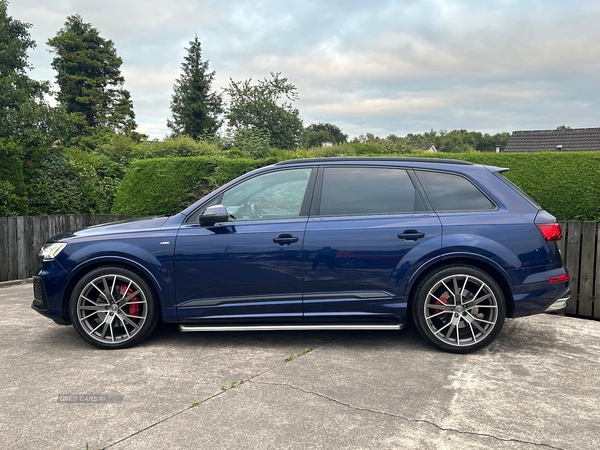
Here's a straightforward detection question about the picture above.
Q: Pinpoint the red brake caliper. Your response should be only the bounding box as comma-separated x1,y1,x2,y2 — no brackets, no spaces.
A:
434,297,448,320
120,285,140,316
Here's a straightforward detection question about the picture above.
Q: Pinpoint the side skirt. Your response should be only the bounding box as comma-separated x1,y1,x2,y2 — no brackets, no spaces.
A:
179,323,404,332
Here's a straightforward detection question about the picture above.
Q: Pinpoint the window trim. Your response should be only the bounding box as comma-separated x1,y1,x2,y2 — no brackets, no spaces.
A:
493,171,542,210
310,165,432,218
413,169,499,213
184,167,317,224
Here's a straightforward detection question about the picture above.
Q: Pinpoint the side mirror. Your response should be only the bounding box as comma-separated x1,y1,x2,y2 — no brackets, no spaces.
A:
199,205,229,227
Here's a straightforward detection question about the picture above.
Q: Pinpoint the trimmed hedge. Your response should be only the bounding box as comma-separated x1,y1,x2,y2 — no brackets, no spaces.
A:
112,157,276,215
113,151,600,220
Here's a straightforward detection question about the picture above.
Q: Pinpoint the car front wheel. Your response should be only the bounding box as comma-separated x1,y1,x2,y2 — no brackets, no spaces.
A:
69,266,159,349
412,265,506,353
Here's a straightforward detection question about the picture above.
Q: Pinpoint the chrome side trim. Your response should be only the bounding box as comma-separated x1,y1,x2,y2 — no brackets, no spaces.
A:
179,323,403,332
180,293,303,308
303,291,394,300
180,291,394,308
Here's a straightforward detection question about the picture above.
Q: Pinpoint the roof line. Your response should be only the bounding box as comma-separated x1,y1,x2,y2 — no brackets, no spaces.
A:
275,157,473,166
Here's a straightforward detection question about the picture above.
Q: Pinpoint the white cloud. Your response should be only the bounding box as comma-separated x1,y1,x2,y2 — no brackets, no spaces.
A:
8,0,600,139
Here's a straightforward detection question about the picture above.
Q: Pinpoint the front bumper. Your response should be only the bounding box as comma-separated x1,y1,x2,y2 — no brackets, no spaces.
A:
31,273,70,325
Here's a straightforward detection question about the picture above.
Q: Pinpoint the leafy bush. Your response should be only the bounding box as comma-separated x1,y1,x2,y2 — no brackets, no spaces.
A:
0,140,27,215
0,179,20,216
94,135,224,164
27,148,126,215
230,128,272,158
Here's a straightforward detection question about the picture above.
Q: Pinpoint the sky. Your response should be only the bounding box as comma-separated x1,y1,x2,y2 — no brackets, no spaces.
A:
9,0,600,140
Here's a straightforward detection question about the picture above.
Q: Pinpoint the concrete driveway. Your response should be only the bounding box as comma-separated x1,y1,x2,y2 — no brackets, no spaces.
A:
1,281,599,450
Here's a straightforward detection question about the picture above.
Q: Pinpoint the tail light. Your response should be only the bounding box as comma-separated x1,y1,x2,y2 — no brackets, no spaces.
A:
548,273,569,283
536,223,562,241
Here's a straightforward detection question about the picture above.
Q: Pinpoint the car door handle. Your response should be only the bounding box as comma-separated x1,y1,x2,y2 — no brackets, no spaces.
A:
397,230,425,241
273,234,299,245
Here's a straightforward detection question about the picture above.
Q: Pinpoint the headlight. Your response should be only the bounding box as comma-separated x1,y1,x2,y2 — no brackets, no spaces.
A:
38,242,67,261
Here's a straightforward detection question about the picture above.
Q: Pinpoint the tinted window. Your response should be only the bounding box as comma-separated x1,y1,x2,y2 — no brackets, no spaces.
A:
415,170,496,212
494,172,541,210
221,168,312,220
318,167,424,216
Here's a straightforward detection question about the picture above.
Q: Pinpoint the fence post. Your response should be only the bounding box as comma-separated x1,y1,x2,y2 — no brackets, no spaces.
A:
0,217,8,282
564,221,581,315
578,222,596,317
24,216,34,278
16,217,26,280
32,216,42,278
7,217,18,281
594,223,600,320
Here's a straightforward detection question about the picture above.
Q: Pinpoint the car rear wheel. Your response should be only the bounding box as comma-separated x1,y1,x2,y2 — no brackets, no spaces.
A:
412,265,506,353
69,266,159,349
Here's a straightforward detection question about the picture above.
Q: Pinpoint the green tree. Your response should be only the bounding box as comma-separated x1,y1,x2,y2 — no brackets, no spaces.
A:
0,0,66,147
47,14,137,137
168,36,223,139
437,129,475,153
350,133,412,153
303,129,335,148
405,129,511,152
304,123,348,147
474,131,510,152
303,122,348,148
224,72,303,150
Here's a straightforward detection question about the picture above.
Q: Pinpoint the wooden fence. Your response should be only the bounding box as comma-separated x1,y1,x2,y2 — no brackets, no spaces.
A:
0,215,142,283
0,216,598,319
557,221,599,319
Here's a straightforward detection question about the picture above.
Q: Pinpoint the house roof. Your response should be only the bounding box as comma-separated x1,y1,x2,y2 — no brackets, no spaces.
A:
504,128,600,152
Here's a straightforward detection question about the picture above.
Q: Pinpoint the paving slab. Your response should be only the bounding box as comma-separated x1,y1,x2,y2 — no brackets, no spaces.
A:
1,283,599,449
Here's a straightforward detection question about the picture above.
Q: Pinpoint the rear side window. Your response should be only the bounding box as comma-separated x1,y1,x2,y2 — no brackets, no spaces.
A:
415,170,496,212
318,167,426,216
494,172,542,210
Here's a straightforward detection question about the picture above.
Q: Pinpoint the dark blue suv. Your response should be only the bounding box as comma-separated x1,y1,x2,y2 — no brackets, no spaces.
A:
32,157,569,353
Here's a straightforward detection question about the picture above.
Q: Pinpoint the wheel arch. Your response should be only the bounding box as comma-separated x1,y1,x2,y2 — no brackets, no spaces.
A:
62,257,165,324
406,256,515,318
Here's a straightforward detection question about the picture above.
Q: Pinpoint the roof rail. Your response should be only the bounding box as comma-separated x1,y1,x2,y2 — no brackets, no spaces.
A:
275,157,473,166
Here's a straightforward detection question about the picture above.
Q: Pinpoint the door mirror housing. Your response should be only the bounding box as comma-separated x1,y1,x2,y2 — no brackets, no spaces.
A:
199,205,229,227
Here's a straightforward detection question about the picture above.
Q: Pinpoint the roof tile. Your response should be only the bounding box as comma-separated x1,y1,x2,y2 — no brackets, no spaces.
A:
504,128,600,152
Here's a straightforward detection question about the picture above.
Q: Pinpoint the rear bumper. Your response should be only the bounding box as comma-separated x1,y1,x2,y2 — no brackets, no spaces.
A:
544,289,570,312
511,280,570,318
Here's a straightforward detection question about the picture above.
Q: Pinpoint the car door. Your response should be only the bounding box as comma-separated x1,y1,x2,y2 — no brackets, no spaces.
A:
302,165,442,323
174,167,315,323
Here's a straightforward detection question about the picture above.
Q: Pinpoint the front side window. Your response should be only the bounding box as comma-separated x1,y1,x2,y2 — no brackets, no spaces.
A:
220,168,312,220
415,170,496,212
318,167,425,216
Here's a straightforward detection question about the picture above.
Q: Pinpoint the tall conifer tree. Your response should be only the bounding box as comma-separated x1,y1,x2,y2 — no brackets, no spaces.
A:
48,15,137,135
0,0,56,145
168,36,223,138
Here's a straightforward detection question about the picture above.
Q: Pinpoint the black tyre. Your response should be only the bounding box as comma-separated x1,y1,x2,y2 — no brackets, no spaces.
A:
412,265,506,353
69,266,159,349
